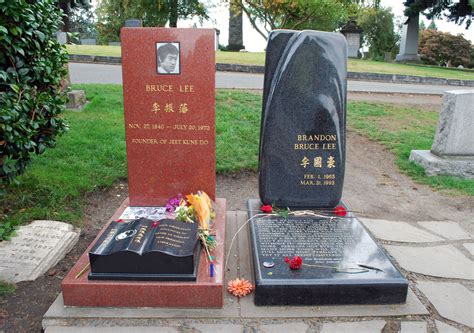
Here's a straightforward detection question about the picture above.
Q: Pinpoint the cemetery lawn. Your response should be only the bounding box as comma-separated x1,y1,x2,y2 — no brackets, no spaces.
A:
0,84,127,240
1,86,473,241
66,45,474,80
348,102,474,197
0,86,261,240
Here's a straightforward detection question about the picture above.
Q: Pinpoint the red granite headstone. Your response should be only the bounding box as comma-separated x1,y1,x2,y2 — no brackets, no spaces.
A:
121,28,215,206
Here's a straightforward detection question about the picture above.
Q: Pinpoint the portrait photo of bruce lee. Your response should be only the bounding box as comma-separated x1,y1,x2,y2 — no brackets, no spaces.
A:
156,42,180,74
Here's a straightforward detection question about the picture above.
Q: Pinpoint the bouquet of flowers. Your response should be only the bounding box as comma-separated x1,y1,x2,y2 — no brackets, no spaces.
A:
166,191,217,273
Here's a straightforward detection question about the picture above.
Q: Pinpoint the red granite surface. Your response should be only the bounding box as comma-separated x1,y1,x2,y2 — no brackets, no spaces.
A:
121,28,216,206
61,198,226,308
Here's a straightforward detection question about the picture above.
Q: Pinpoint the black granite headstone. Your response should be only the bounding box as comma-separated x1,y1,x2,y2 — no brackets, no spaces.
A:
250,29,408,306
259,30,347,208
247,200,408,305
88,218,200,281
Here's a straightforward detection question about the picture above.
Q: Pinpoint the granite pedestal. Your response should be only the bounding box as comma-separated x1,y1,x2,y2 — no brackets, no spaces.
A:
61,198,226,308
247,199,408,306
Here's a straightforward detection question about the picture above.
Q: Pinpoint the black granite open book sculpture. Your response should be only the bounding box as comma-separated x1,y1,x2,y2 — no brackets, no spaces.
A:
88,217,200,281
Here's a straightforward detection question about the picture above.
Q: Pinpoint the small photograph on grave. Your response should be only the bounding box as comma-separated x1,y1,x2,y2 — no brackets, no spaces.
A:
156,42,180,74
87,191,217,281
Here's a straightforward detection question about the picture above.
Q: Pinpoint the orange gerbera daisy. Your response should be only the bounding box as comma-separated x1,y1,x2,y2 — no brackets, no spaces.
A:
227,278,254,297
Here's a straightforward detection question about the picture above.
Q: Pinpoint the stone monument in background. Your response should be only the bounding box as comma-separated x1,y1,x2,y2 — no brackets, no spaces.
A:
396,14,421,63
410,90,474,178
228,5,245,51
340,20,363,58
249,30,408,306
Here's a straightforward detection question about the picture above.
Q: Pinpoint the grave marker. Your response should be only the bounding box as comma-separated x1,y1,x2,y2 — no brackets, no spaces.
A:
0,220,79,283
121,28,216,206
249,30,408,306
410,89,474,178
259,30,346,208
60,28,226,308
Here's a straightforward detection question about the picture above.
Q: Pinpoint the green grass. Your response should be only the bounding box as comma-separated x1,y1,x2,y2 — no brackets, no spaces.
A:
67,44,122,57
1,84,127,233
216,90,261,172
66,45,474,80
348,102,474,196
217,51,265,65
2,86,473,242
0,86,262,240
0,281,15,299
348,58,474,80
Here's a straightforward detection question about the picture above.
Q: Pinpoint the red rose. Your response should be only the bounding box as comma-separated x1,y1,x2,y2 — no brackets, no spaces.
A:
285,256,303,270
334,205,347,217
261,204,273,213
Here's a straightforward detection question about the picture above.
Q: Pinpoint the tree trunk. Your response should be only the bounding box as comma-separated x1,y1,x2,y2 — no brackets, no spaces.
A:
58,1,71,32
169,0,178,27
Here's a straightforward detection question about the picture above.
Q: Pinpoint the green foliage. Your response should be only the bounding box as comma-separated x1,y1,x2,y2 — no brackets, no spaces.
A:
0,0,69,185
231,0,352,40
96,0,208,44
470,45,474,68
0,84,127,241
419,29,471,67
69,2,98,39
357,6,399,60
57,0,92,34
404,0,472,29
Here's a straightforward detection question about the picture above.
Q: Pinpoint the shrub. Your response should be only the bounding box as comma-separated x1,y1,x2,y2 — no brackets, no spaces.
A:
357,6,399,61
0,0,68,185
419,29,471,67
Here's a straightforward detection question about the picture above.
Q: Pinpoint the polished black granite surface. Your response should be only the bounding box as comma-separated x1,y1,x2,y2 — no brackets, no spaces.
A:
247,199,408,305
88,218,200,281
259,30,347,208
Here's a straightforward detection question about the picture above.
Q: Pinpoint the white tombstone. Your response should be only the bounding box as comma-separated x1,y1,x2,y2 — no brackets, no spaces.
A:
56,31,67,45
0,220,80,283
396,14,421,63
410,90,474,178
340,20,363,58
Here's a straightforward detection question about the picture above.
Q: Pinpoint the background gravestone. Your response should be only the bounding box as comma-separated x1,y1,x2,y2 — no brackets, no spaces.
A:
259,30,346,208
410,90,474,178
121,28,216,205
0,220,79,283
396,14,421,63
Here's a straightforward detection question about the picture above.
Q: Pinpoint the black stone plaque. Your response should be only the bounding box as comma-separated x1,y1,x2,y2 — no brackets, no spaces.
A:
259,30,347,208
247,199,408,305
88,217,200,281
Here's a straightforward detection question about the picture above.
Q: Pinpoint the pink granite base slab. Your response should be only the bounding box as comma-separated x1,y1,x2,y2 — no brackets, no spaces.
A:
61,198,226,308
